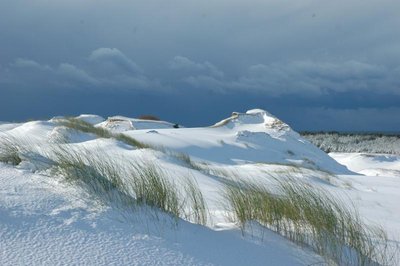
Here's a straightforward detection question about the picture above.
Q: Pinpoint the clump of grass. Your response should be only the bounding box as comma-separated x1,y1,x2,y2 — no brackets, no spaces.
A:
224,177,394,265
51,147,177,215
49,146,207,225
127,161,208,224
171,151,202,171
182,176,208,225
114,133,150,149
127,162,181,218
57,117,112,138
51,147,134,208
0,135,23,165
56,117,149,149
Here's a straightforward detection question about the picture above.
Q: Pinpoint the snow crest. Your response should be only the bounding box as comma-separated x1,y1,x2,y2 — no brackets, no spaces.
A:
213,109,290,132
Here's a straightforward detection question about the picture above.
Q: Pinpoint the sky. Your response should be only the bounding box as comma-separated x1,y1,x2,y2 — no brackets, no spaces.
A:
1,0,400,132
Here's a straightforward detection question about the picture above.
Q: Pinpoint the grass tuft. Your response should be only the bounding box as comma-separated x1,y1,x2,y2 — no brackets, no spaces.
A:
57,117,112,138
127,162,181,218
114,133,150,149
170,151,202,171
49,146,207,225
0,135,23,165
51,147,134,207
56,117,149,149
182,176,208,225
224,177,395,265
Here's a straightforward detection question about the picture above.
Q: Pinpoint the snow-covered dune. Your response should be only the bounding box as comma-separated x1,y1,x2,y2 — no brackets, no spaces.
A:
0,164,322,266
1,109,399,265
112,109,352,174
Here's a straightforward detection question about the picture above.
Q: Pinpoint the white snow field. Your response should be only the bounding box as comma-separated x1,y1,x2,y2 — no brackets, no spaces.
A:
0,109,399,265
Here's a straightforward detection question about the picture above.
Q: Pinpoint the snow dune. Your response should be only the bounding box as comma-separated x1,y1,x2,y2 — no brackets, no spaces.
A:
0,109,399,265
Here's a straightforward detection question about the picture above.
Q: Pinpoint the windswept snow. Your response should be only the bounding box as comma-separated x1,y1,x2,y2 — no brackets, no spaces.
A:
75,114,105,125
330,152,400,177
97,116,178,133
0,165,321,266
118,109,352,174
322,152,400,245
1,109,399,265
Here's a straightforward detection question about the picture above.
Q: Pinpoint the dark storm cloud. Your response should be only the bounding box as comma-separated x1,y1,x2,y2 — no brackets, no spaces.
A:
284,107,400,132
1,0,400,131
169,57,400,97
5,52,399,97
89,48,143,75
1,48,158,91
168,56,224,78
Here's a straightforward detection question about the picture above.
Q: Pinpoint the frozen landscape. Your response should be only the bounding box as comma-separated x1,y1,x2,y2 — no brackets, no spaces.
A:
0,109,399,265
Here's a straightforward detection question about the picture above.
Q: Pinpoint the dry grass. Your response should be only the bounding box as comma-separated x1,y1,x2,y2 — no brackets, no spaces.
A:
57,117,112,138
114,133,150,149
0,135,22,165
48,146,207,225
224,177,395,265
56,117,149,149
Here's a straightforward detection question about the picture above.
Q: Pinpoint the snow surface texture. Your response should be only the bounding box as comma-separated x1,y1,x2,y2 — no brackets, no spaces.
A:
121,109,352,174
0,109,399,265
97,115,178,133
330,152,400,177
0,165,319,266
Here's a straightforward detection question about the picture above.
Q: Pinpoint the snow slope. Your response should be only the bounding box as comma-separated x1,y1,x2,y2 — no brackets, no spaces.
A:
1,109,399,265
97,115,178,133
330,152,400,177
328,152,400,241
0,164,320,266
116,109,352,174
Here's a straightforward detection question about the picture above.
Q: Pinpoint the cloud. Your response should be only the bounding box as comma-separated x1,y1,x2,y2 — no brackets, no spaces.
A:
86,48,156,89
3,52,400,99
169,57,400,96
89,48,142,74
5,58,97,89
1,48,156,90
169,56,224,78
12,58,51,71
285,106,400,132
57,63,98,85
235,61,400,95
1,1,400,130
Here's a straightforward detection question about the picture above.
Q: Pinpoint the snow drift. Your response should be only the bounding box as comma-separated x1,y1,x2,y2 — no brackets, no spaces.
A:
0,109,398,265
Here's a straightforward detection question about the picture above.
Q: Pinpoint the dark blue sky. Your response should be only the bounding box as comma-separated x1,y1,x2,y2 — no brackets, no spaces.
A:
1,0,400,131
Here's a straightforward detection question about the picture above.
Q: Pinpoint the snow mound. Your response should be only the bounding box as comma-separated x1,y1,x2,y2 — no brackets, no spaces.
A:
330,152,400,177
2,109,400,265
0,109,351,174
76,114,105,125
213,109,289,132
122,109,352,174
97,116,178,133
48,126,97,144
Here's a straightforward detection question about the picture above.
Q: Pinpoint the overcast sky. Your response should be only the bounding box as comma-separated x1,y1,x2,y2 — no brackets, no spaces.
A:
1,0,400,131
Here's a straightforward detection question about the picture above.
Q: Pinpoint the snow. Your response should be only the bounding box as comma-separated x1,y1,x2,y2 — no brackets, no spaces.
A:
76,114,105,125
0,165,320,266
1,109,399,265
97,116,178,133
330,152,400,177
120,110,352,174
328,152,400,239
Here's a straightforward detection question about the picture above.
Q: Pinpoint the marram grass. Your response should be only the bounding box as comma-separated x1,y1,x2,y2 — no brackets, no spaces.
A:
224,177,395,265
0,134,23,165
57,117,149,149
49,146,207,225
